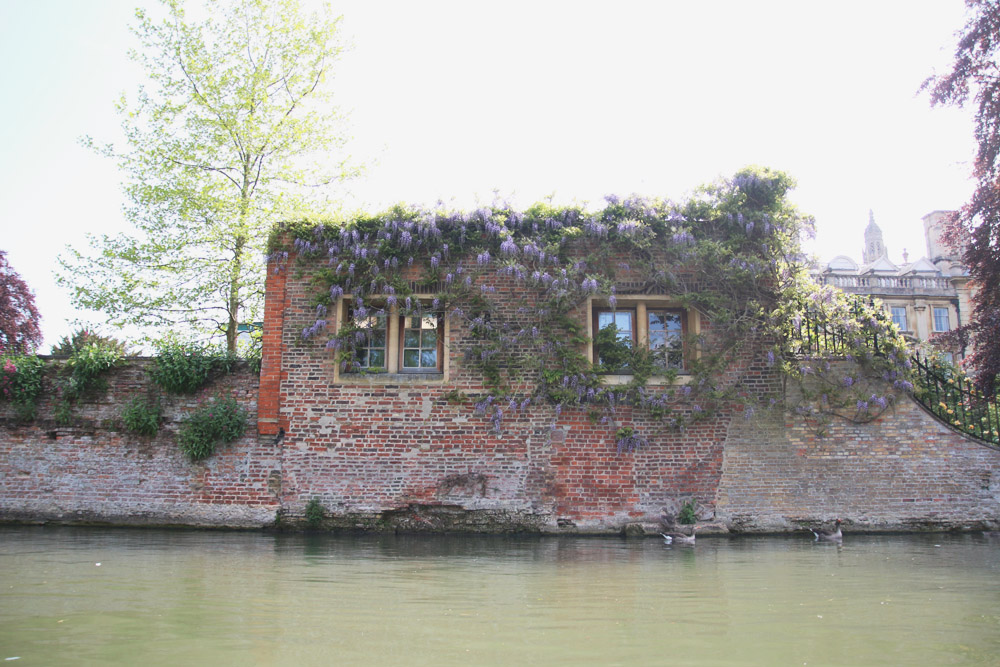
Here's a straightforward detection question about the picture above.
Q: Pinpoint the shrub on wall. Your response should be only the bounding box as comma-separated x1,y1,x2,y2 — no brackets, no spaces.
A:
120,397,162,437
177,395,247,460
150,342,239,394
0,354,44,421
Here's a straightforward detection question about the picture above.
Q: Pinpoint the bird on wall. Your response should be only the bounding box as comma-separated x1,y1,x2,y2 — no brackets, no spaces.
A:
810,519,843,542
274,427,285,445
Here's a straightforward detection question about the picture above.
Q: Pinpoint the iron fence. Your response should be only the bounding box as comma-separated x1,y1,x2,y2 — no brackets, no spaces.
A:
785,296,999,447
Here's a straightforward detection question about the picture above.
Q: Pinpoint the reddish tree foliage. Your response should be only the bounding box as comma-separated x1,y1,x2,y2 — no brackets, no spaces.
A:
0,250,42,354
924,0,1000,394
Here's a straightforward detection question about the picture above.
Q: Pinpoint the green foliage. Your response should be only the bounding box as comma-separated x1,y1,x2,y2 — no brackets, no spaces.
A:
60,0,356,351
594,324,632,373
0,354,44,421
443,389,469,404
304,497,325,528
54,399,74,426
177,395,247,461
678,500,697,525
63,342,125,400
120,397,162,437
151,342,238,394
51,328,131,357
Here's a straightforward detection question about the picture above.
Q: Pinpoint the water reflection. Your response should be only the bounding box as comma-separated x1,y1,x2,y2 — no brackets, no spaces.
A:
1,527,998,666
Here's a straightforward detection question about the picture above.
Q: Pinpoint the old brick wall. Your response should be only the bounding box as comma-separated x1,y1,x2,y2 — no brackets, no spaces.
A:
261,244,774,533
0,359,279,527
717,384,1000,532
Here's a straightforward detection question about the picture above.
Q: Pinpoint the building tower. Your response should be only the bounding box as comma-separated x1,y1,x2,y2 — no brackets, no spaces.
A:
862,210,887,264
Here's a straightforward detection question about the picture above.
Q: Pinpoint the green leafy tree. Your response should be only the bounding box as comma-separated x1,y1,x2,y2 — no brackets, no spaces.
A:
60,0,354,351
923,0,1000,394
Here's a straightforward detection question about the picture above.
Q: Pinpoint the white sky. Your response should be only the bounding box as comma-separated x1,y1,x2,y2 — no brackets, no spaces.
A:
0,0,977,349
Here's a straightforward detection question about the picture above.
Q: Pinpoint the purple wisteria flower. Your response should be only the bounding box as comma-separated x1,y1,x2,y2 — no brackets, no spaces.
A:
500,238,518,256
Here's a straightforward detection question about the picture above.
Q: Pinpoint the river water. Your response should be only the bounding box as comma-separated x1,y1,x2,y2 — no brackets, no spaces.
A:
1,526,998,666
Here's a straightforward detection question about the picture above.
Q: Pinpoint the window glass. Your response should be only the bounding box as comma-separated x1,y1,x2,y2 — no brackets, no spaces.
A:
890,307,907,331
354,313,387,369
933,307,950,332
596,309,634,370
648,310,684,370
402,314,440,370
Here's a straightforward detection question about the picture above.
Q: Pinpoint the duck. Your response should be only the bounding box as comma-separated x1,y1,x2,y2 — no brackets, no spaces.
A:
810,519,843,542
661,526,696,545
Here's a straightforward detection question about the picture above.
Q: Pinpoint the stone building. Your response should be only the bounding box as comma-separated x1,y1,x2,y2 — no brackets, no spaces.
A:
813,210,972,359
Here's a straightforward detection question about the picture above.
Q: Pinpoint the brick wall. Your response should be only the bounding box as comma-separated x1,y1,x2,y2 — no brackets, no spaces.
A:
2,259,998,533
0,359,279,528
256,246,1000,533
717,385,1000,532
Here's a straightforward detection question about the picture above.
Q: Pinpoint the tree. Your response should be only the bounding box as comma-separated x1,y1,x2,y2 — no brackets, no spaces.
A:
923,0,1000,395
0,250,42,354
60,0,353,351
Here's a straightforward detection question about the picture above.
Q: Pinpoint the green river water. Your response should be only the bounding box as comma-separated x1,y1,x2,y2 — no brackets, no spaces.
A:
1,526,998,666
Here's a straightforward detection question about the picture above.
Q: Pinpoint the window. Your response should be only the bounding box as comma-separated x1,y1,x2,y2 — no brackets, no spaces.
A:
340,299,445,377
648,309,684,370
591,298,690,375
933,307,950,332
401,314,441,371
890,306,907,331
353,312,387,369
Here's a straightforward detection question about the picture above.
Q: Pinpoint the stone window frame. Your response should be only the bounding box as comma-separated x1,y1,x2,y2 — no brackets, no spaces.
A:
585,295,699,386
333,295,449,384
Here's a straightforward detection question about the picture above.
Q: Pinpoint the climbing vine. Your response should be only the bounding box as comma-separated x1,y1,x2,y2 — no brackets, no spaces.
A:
267,167,915,447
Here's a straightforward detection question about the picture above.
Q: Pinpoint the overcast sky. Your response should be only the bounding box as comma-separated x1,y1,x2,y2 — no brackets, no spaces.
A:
0,0,977,349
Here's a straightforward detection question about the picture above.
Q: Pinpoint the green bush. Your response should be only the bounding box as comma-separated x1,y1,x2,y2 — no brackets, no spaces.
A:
678,500,697,525
121,397,161,437
51,329,131,357
305,497,325,528
64,343,125,400
151,342,238,394
177,395,247,460
0,354,45,421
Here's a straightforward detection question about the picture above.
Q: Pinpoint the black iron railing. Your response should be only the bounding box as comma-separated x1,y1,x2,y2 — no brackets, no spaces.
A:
785,296,999,447
912,352,1000,446
787,298,886,357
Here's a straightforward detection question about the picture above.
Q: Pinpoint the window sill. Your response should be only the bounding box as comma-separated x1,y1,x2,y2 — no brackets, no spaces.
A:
599,373,693,386
339,372,446,385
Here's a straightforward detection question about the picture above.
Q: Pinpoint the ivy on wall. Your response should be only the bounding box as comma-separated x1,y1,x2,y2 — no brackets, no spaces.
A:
269,167,914,447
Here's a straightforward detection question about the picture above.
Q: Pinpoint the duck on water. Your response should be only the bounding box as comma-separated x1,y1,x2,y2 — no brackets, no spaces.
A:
810,519,843,542
661,526,697,545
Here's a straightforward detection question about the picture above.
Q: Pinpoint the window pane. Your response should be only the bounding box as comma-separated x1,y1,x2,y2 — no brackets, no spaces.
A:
421,315,438,330
422,329,437,347
403,349,420,368
371,329,386,347
368,349,385,368
421,350,437,367
649,310,683,370
615,312,633,337
403,330,420,347
891,307,907,330
596,309,634,371
933,307,950,332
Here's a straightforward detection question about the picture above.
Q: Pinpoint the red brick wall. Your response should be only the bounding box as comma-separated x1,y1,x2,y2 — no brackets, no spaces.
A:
257,246,773,532
0,359,279,527
2,257,998,533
